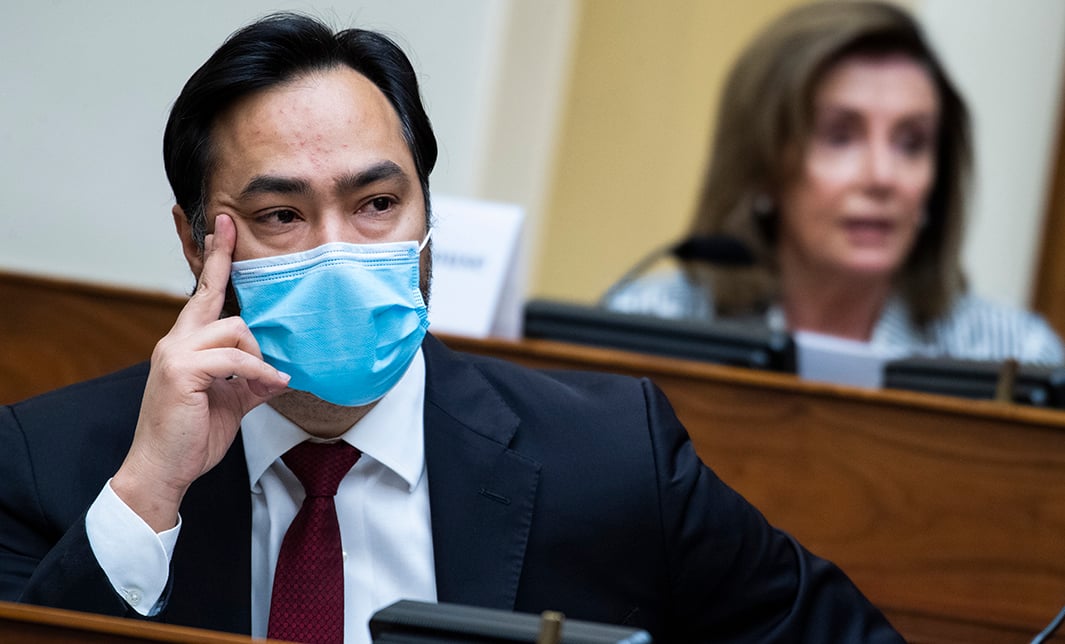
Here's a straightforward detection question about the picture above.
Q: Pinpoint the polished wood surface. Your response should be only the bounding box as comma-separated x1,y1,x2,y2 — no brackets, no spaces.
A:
3,270,1065,643
441,338,1065,644
0,600,275,643
0,272,184,405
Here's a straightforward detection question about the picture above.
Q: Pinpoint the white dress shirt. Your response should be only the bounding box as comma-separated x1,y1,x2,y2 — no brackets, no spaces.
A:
85,349,437,644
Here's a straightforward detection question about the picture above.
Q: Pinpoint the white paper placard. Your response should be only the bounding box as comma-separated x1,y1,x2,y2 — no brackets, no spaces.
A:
794,331,903,389
427,194,525,339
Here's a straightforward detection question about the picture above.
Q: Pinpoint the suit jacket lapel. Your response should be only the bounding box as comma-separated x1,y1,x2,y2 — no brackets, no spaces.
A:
422,335,541,610
154,335,539,628
167,437,253,634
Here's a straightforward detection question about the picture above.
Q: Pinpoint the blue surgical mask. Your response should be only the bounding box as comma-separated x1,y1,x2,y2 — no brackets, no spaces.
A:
230,234,431,407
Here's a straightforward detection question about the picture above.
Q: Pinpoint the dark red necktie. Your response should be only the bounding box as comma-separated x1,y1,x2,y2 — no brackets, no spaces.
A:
268,441,361,644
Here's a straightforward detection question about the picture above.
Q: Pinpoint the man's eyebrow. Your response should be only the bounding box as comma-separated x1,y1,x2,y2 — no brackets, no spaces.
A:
334,161,410,193
239,175,312,200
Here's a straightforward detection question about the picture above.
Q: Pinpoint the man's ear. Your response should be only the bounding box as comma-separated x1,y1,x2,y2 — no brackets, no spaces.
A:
173,205,204,279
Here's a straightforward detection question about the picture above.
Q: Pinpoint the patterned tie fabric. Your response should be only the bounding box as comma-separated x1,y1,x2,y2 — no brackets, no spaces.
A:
268,440,361,644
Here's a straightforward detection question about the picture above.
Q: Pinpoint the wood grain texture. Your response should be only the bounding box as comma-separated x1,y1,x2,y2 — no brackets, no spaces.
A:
0,600,279,643
444,335,1065,644
3,271,1065,643
0,272,185,405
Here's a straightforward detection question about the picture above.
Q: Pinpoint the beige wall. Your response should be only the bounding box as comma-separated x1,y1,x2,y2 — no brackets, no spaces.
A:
534,0,809,302
533,0,1065,314
6,1,1057,318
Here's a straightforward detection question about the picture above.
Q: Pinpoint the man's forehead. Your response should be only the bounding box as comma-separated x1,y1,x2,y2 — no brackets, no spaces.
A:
216,67,399,136
207,66,416,193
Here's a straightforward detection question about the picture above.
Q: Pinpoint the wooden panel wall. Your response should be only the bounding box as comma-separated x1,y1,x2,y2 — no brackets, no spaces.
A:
0,272,184,405
4,270,1065,643
444,337,1065,644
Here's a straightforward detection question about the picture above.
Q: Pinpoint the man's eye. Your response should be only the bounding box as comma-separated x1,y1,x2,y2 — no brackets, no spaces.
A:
257,209,299,224
370,196,395,212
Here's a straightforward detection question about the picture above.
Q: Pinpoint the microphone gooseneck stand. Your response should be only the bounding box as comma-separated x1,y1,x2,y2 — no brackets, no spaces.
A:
599,234,754,306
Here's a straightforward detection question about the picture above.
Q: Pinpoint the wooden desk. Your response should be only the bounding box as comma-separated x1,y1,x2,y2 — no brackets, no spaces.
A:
443,335,1065,644
3,271,1065,643
0,600,271,643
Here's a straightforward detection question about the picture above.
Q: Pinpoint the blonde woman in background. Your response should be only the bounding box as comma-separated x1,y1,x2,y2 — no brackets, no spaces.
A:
605,0,1064,364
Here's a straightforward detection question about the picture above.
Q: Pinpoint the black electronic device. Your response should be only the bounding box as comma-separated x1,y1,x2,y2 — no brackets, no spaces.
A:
370,600,653,644
883,356,1065,408
523,299,795,372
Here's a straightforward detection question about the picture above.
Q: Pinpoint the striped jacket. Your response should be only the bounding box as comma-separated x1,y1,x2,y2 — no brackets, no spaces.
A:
604,268,1065,366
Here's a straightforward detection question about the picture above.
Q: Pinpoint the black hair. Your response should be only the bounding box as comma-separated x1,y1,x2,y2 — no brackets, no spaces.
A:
163,12,438,247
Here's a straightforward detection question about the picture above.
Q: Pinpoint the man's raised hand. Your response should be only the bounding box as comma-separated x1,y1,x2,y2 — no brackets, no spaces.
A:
111,215,289,531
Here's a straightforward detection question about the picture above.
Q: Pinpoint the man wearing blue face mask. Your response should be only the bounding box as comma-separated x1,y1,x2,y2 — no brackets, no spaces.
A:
0,12,902,644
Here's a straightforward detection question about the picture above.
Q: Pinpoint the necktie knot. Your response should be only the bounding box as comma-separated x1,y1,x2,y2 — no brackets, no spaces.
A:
282,440,361,497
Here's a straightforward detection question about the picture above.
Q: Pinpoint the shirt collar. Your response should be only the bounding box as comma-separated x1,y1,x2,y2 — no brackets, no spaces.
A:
241,348,426,493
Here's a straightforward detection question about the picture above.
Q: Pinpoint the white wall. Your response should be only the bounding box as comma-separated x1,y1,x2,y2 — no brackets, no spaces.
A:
0,1,575,295
917,0,1065,307
3,1,1061,310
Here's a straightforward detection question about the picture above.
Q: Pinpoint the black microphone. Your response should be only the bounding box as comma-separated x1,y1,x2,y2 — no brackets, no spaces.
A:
599,234,754,306
671,235,755,266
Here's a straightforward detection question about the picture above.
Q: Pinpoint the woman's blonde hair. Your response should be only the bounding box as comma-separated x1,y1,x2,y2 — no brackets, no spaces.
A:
689,0,971,326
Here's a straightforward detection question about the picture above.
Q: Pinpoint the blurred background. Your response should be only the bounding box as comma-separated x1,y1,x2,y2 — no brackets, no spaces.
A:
2,0,1063,329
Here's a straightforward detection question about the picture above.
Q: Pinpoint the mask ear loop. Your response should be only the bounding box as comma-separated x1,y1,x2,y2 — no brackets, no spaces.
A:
418,229,433,252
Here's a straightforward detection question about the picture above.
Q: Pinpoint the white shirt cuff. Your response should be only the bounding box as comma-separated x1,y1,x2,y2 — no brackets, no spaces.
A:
84,479,181,616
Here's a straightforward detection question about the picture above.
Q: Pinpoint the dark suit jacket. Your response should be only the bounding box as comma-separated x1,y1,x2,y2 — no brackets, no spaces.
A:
0,334,901,642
